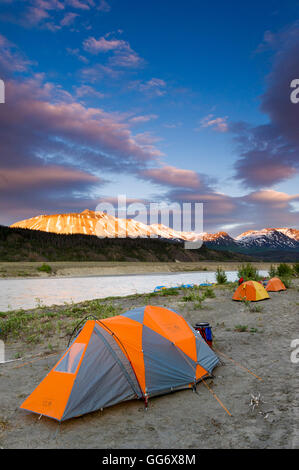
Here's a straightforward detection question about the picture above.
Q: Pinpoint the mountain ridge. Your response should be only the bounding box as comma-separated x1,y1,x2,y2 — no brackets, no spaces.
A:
10,211,299,250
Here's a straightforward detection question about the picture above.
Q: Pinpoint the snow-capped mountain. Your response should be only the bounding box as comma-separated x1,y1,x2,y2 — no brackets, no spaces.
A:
10,211,299,257
235,228,299,249
9,209,202,242
204,228,299,259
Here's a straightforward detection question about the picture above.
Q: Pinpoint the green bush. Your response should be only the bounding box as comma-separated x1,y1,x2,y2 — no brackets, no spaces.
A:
159,287,179,296
292,263,299,277
280,277,292,289
237,263,260,281
202,287,216,298
216,266,227,284
37,263,52,273
277,263,293,278
269,264,277,278
234,324,248,332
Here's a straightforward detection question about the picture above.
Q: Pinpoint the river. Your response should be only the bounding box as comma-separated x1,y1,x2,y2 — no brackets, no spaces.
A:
0,270,269,311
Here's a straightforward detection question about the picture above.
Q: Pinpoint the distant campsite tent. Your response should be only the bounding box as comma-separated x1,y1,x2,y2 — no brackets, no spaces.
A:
20,305,219,421
232,280,270,302
266,277,286,292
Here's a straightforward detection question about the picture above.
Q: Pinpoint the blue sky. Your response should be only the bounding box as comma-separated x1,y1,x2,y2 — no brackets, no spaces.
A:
0,0,299,234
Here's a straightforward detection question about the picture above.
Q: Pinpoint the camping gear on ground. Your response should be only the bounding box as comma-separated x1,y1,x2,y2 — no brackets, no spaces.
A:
232,280,269,302
154,285,166,292
199,283,213,287
266,277,286,292
194,322,213,348
238,277,244,286
180,283,194,288
20,305,219,422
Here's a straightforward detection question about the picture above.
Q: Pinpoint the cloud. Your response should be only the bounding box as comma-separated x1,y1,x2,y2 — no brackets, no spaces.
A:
244,189,299,207
233,22,299,188
74,84,105,99
129,78,167,96
1,0,111,32
0,34,33,76
0,68,164,222
96,0,111,12
198,114,229,133
83,36,129,54
129,114,158,124
83,35,144,69
66,47,89,63
109,51,144,69
60,12,78,26
0,165,101,192
81,63,121,81
67,0,90,10
24,0,64,29
138,160,299,233
140,166,204,190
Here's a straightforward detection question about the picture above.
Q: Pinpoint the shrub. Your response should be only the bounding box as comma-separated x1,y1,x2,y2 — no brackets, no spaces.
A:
37,263,52,273
269,264,277,278
203,287,216,298
237,263,260,281
234,324,248,332
159,287,179,296
280,277,292,289
292,263,299,277
276,263,293,277
216,266,227,284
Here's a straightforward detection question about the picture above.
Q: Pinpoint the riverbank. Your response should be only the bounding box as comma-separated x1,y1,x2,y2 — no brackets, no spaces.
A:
0,279,298,448
0,261,276,279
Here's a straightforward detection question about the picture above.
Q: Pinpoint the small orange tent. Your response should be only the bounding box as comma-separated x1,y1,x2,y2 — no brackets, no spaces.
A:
233,280,269,302
266,277,286,292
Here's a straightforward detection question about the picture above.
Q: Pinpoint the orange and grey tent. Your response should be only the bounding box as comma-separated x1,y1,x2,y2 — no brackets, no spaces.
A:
266,277,286,292
232,280,270,302
20,305,219,421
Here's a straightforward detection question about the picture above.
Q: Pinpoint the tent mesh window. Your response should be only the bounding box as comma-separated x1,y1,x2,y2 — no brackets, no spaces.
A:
55,343,85,374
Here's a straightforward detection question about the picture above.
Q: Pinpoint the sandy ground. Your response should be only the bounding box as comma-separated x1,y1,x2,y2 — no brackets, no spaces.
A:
0,280,298,449
0,261,276,279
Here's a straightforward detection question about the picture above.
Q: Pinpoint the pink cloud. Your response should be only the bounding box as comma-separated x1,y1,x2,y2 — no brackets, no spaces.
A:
0,34,33,74
141,166,202,190
96,0,111,12
0,165,100,190
67,0,90,9
60,12,78,26
66,47,89,63
109,51,144,68
130,78,167,96
129,114,158,124
245,189,299,207
74,84,105,99
199,114,229,132
83,35,144,69
2,75,163,167
3,0,110,32
83,36,129,53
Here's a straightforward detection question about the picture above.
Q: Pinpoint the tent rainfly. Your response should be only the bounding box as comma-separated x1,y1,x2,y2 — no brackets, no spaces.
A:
20,305,219,421
232,280,270,302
